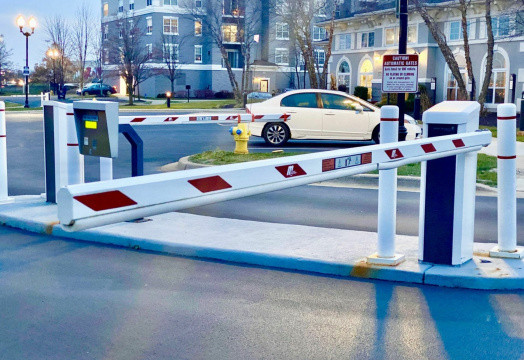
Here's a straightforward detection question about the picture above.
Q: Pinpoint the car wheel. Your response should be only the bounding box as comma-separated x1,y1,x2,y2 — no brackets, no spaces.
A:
104,90,110,96
263,123,290,146
372,125,380,144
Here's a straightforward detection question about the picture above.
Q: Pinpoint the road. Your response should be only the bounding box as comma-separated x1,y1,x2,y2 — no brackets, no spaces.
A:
4,112,523,244
0,226,522,360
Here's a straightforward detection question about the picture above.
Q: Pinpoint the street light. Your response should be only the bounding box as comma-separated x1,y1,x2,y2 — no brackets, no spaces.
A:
16,15,36,108
47,48,59,94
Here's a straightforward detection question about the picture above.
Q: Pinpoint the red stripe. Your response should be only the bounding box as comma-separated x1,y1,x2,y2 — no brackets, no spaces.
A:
0,135,6,138
254,115,263,120
498,155,517,159
131,117,146,123
280,114,290,121
164,117,178,122
497,116,517,120
0,109,5,112
67,113,74,116
67,143,79,146
74,191,137,212
211,116,219,121
188,176,232,193
453,139,465,148
421,143,436,153
381,118,398,122
189,116,197,121
385,149,404,159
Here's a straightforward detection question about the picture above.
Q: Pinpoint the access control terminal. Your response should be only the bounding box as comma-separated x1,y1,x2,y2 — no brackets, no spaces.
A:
73,101,119,158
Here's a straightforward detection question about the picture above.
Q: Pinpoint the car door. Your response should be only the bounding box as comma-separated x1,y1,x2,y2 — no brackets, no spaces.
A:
320,93,370,139
280,92,323,138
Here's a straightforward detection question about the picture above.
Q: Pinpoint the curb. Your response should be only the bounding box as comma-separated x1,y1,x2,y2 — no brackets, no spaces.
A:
161,156,501,195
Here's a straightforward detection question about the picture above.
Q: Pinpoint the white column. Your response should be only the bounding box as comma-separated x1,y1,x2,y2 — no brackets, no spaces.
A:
0,101,10,202
490,104,522,258
66,105,84,185
367,105,405,266
100,157,113,181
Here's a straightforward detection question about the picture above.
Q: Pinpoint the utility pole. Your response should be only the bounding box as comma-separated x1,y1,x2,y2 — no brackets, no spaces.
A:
397,0,408,141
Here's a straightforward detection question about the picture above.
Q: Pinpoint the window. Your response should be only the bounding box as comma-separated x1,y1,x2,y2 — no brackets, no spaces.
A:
129,0,134,10
449,20,473,41
223,50,239,68
359,58,373,99
276,23,289,40
486,52,508,104
222,24,238,42
146,44,153,60
103,25,108,40
385,25,417,46
281,93,318,108
360,31,374,48
314,49,325,66
146,17,153,35
164,0,177,4
313,26,327,41
163,17,178,35
147,0,152,6
195,19,202,36
492,15,510,37
337,60,351,89
320,94,360,111
338,34,351,50
163,43,179,62
103,3,109,17
195,0,202,8
118,0,123,12
275,48,289,65
194,45,202,63
446,53,467,100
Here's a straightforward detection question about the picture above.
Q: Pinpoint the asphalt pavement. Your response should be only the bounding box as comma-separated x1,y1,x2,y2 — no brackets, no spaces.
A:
0,225,522,360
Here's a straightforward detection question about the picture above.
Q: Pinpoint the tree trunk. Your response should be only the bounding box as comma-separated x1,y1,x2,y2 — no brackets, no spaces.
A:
460,0,475,100
478,0,495,112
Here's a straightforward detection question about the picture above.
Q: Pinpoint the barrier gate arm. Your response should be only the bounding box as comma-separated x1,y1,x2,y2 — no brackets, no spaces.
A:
119,113,289,125
58,130,491,232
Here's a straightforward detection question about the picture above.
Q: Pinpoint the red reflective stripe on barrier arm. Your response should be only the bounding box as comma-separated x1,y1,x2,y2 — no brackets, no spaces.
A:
275,164,307,178
164,117,178,122
74,191,137,212
188,176,232,193
67,143,79,146
66,113,74,116
381,118,399,122
421,143,436,153
252,113,255,122
385,149,404,159
131,118,147,123
211,116,219,121
254,115,264,120
497,116,517,120
453,139,465,148
0,109,4,112
238,114,241,124
189,116,197,121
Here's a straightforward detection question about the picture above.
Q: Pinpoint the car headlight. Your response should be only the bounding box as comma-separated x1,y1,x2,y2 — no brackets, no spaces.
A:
404,115,417,125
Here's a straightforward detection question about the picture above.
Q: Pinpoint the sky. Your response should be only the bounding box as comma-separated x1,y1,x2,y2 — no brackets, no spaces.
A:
0,0,97,70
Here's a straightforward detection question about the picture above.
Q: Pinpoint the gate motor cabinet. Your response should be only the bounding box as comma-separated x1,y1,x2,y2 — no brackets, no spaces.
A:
419,101,480,266
73,101,119,158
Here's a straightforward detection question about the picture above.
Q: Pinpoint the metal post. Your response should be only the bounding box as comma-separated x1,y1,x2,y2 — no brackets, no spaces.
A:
119,124,144,177
24,34,29,108
0,101,10,202
397,0,408,141
490,104,523,258
368,106,405,266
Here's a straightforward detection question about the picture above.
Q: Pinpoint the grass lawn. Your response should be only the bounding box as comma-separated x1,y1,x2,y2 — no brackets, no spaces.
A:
120,99,237,110
3,101,42,112
480,126,524,142
190,149,499,187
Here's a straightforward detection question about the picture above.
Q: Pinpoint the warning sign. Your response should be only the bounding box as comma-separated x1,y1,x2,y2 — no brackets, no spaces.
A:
382,54,419,93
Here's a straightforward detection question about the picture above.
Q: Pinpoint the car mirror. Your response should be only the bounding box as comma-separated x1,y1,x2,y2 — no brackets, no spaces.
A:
354,104,364,114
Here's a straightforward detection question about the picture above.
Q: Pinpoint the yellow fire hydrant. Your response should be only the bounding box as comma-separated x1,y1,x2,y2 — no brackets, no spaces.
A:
230,123,251,154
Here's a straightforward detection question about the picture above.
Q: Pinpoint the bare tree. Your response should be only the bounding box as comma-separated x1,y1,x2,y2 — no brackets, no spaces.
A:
273,0,336,89
92,24,105,96
157,32,185,94
72,1,92,98
477,0,494,110
183,0,261,103
108,14,148,105
0,36,13,88
45,15,72,93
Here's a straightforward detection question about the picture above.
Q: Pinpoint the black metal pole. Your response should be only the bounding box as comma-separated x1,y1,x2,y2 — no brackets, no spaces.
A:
24,34,29,108
397,0,408,141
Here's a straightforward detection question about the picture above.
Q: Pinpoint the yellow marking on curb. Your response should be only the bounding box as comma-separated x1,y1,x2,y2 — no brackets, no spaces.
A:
44,221,60,235
350,261,379,278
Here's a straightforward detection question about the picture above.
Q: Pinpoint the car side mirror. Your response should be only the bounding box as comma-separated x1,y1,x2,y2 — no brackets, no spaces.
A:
354,104,364,114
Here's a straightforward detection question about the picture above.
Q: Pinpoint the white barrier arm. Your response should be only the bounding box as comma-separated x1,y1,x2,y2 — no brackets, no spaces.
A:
58,131,491,232
119,113,290,125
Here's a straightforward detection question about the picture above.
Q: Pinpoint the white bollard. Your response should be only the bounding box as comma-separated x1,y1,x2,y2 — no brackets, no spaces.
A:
100,157,113,181
490,104,523,258
66,105,84,185
367,106,405,266
0,101,11,203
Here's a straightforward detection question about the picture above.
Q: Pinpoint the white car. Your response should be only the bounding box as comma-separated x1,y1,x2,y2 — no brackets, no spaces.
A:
246,89,421,146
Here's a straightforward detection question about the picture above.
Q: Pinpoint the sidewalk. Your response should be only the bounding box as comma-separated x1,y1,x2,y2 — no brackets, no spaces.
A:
0,196,522,291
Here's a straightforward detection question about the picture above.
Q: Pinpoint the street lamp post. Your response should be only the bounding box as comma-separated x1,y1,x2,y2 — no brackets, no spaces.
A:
17,15,36,109
47,48,59,95
397,0,408,141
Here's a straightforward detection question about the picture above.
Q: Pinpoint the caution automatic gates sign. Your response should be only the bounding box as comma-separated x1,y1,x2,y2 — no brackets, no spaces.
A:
382,54,419,93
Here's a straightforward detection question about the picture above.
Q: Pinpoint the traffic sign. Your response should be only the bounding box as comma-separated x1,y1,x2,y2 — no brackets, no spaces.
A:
382,54,419,93
23,66,30,76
